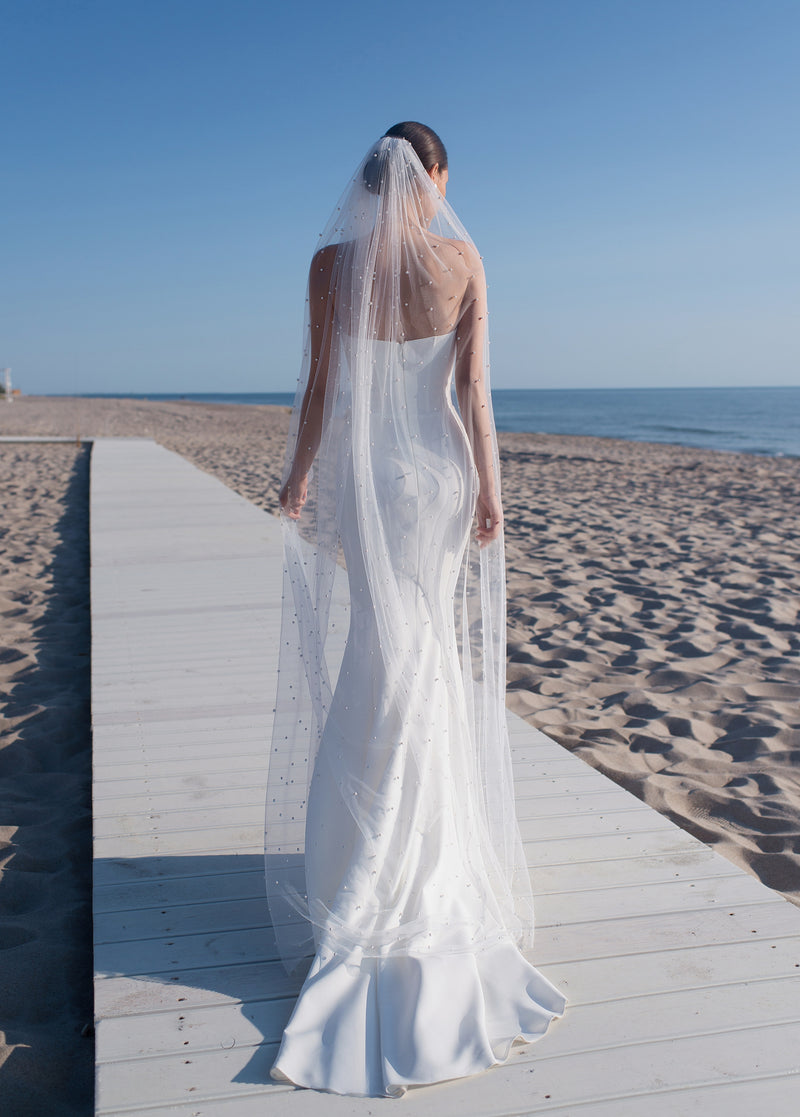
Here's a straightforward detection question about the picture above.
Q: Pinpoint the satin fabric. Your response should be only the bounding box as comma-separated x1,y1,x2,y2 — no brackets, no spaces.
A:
270,335,565,1095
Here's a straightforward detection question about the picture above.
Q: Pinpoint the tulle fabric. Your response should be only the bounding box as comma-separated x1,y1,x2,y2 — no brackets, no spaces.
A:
265,135,565,1094
265,136,535,978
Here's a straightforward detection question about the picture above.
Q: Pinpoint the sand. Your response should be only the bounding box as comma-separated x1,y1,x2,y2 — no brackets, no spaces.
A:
0,440,93,1115
499,432,800,899
1,395,799,1111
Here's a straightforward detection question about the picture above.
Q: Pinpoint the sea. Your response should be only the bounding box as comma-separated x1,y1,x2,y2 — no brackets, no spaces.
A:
78,385,800,459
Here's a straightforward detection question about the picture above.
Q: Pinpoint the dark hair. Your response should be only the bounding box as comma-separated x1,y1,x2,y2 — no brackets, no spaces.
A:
363,121,447,193
383,121,447,173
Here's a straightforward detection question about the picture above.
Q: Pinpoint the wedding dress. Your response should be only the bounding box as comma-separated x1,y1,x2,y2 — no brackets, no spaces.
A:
266,135,565,1097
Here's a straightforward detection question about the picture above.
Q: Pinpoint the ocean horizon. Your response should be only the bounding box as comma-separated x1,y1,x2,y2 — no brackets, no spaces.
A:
62,384,800,459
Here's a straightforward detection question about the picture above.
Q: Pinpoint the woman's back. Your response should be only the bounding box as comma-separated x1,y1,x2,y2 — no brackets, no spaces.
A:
268,127,566,1097
318,229,482,344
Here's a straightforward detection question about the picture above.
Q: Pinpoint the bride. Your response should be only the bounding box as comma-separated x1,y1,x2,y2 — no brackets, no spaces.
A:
265,122,565,1097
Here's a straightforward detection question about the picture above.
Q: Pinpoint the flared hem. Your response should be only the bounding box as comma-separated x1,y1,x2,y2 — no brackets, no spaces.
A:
270,1024,564,1099
269,940,566,1098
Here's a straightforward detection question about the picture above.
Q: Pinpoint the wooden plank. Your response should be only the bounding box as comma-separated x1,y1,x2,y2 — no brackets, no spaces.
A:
91,438,800,1116
94,1024,800,1116
96,975,800,1067
93,933,800,1022
92,886,799,978
90,851,744,919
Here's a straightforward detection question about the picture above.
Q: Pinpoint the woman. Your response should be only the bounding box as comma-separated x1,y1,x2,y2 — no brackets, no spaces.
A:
266,122,565,1097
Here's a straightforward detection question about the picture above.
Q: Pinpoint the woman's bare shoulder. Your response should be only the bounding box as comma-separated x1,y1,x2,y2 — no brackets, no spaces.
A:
310,243,339,273
435,236,482,271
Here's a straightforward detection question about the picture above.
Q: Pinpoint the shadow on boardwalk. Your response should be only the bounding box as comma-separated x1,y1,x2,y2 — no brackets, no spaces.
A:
94,852,306,1087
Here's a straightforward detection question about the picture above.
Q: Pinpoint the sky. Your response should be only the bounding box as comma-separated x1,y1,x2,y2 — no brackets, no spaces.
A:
1,0,798,394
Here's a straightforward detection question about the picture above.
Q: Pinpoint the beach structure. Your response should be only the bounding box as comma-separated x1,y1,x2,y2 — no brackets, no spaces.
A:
2,368,11,401
90,437,800,1115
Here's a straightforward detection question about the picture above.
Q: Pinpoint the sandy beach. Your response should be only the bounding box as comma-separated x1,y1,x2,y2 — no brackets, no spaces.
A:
1,395,799,1111
0,440,93,1114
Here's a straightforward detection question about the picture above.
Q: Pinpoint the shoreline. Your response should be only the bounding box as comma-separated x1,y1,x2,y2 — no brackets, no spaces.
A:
5,391,798,462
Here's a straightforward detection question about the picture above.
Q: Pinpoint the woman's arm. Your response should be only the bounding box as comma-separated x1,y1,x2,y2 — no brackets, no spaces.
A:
279,245,337,519
454,248,502,546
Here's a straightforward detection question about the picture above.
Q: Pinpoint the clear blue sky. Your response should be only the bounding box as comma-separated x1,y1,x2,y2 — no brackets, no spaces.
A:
2,0,798,394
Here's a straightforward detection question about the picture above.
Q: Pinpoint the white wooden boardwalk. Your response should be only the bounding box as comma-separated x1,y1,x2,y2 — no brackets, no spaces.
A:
91,438,800,1116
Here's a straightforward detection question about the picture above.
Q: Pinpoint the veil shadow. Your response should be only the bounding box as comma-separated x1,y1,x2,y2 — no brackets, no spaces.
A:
93,851,310,1086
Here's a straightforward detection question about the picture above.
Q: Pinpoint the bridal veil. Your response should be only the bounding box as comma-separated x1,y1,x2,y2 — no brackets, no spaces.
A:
264,134,535,978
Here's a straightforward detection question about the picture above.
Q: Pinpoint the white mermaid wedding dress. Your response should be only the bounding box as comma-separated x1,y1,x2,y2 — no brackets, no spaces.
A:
269,333,565,1097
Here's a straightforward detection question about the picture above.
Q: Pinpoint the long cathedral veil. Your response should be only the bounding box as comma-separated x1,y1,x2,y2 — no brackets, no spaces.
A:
265,135,534,976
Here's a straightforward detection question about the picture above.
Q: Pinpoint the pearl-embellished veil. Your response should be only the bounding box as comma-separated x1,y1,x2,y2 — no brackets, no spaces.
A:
264,135,535,978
